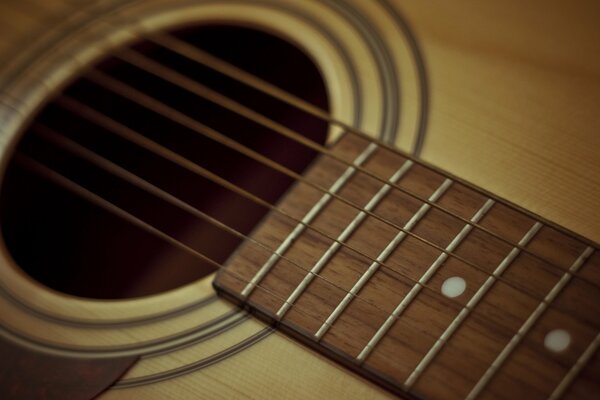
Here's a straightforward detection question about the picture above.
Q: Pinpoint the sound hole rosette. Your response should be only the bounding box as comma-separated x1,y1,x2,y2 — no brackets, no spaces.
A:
0,0,425,353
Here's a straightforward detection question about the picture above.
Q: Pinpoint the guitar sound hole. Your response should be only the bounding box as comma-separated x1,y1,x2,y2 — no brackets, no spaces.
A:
0,25,329,299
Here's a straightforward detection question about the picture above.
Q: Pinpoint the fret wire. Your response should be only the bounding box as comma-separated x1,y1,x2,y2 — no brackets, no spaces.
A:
53,94,599,336
549,332,600,400
404,221,543,388
77,71,592,309
276,159,415,321
466,246,595,400
357,197,494,363
313,176,450,339
241,142,379,298
147,33,599,278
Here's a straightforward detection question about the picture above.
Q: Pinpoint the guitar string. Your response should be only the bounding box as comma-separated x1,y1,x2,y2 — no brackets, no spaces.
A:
139,34,599,280
16,146,589,377
14,152,456,353
52,92,590,314
110,46,599,289
30,123,470,329
150,32,600,258
84,69,532,292
74,68,600,301
30,95,598,336
31,122,562,345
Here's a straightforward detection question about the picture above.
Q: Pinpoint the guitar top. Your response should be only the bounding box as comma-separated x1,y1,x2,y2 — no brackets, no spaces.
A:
0,0,598,399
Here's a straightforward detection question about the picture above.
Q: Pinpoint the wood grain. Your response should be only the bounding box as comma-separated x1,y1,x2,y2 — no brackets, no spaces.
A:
215,133,600,399
0,0,598,399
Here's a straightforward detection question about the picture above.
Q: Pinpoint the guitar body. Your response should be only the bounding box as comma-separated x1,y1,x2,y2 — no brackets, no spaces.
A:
0,0,598,398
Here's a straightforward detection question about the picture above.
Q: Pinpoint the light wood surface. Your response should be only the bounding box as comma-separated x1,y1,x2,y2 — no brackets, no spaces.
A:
0,1,598,399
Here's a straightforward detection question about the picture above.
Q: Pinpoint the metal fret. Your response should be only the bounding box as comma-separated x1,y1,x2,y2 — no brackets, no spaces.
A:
357,196,493,363
240,142,378,298
314,176,452,339
276,158,415,319
549,332,600,400
466,246,595,400
404,220,543,388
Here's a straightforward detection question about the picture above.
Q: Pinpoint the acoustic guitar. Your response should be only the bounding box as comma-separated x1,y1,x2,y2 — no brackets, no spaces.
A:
0,0,598,399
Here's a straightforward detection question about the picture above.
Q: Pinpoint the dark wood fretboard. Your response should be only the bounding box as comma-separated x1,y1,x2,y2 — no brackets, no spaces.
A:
214,133,600,399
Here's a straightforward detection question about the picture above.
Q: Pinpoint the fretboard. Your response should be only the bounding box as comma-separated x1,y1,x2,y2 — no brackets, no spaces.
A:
213,133,600,399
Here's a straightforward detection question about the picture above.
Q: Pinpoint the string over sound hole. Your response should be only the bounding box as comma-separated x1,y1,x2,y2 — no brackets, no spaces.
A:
0,25,329,299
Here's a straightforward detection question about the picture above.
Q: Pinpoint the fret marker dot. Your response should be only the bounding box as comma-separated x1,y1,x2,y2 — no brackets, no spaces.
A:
441,276,466,298
544,329,571,353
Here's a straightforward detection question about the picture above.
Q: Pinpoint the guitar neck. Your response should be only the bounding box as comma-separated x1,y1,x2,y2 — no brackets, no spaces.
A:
214,132,600,399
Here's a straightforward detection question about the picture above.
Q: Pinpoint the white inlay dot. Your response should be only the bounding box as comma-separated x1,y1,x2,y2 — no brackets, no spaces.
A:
544,329,571,353
441,276,466,298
